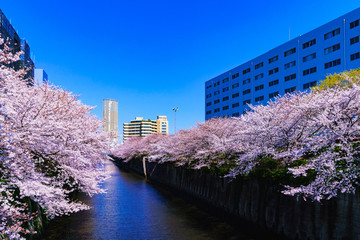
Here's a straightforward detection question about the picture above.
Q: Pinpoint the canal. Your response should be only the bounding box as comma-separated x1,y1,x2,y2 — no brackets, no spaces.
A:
42,161,267,240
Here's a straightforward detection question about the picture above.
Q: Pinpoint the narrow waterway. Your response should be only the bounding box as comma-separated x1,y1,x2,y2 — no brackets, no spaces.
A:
42,161,266,240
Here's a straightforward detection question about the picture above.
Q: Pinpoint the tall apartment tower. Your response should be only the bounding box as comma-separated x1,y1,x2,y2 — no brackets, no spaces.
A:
0,9,35,84
205,7,360,120
103,99,118,140
123,116,168,142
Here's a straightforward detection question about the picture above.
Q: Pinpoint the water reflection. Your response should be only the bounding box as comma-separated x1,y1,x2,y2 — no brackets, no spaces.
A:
42,161,261,240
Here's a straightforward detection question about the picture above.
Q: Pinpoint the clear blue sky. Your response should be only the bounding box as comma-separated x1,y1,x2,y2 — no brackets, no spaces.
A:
2,1,359,135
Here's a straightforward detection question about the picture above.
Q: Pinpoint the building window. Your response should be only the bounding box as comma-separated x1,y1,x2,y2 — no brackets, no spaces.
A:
214,90,220,95
255,84,264,91
324,43,340,55
243,68,250,75
206,85,212,89
206,93,211,98
303,53,316,62
269,91,279,99
285,73,296,82
232,83,239,89
255,96,264,102
303,81,317,89
232,73,239,79
350,36,359,45
324,58,341,69
213,81,220,87
232,103,239,108
214,99,220,104
243,89,251,95
223,105,229,110
223,87,229,92
243,78,250,85
303,67,317,76
284,48,296,57
268,55,279,64
206,110,212,115
243,99,251,105
232,93,240,98
255,62,264,69
269,67,279,75
285,86,296,94
284,60,296,69
255,73,264,80
206,102,211,107
232,112,239,117
324,28,340,40
269,79,279,87
214,108,220,113
222,77,229,83
351,52,360,61
350,19,360,29
223,96,229,101
302,39,316,49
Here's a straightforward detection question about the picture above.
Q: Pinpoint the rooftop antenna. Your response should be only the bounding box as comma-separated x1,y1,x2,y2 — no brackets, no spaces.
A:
289,26,291,40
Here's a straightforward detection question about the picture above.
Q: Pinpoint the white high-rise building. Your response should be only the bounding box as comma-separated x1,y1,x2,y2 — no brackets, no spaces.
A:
103,99,118,140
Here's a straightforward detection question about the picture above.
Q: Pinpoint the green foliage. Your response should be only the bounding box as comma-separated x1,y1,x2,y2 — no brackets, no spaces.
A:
247,157,317,187
312,68,360,91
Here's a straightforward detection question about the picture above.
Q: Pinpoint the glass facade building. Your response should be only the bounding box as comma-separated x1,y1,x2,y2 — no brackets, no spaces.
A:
205,7,360,120
0,9,34,84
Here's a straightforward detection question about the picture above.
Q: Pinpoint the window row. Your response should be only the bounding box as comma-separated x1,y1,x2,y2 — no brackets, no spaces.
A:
303,67,317,76
350,19,359,29
324,58,341,69
303,81,317,89
324,28,340,40
208,81,321,114
324,43,340,55
232,73,239,79
255,62,264,69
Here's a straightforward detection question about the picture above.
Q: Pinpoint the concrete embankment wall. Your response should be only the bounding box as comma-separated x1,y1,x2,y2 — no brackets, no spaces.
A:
114,158,360,240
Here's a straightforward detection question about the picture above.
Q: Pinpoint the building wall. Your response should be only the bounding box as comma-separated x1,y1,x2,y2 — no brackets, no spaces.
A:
205,7,360,120
103,99,118,140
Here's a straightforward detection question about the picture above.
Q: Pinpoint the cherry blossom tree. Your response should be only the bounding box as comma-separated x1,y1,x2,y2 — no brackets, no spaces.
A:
113,70,360,202
0,38,111,239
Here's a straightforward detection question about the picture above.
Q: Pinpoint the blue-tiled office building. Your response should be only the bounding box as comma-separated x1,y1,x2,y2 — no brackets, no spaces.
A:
205,8,360,120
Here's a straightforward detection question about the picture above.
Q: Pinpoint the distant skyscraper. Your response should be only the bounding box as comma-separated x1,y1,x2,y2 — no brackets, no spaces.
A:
0,9,35,84
123,116,168,142
34,69,48,85
103,99,118,140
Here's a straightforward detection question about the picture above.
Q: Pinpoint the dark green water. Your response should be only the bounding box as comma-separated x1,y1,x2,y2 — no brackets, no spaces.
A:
41,161,266,240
